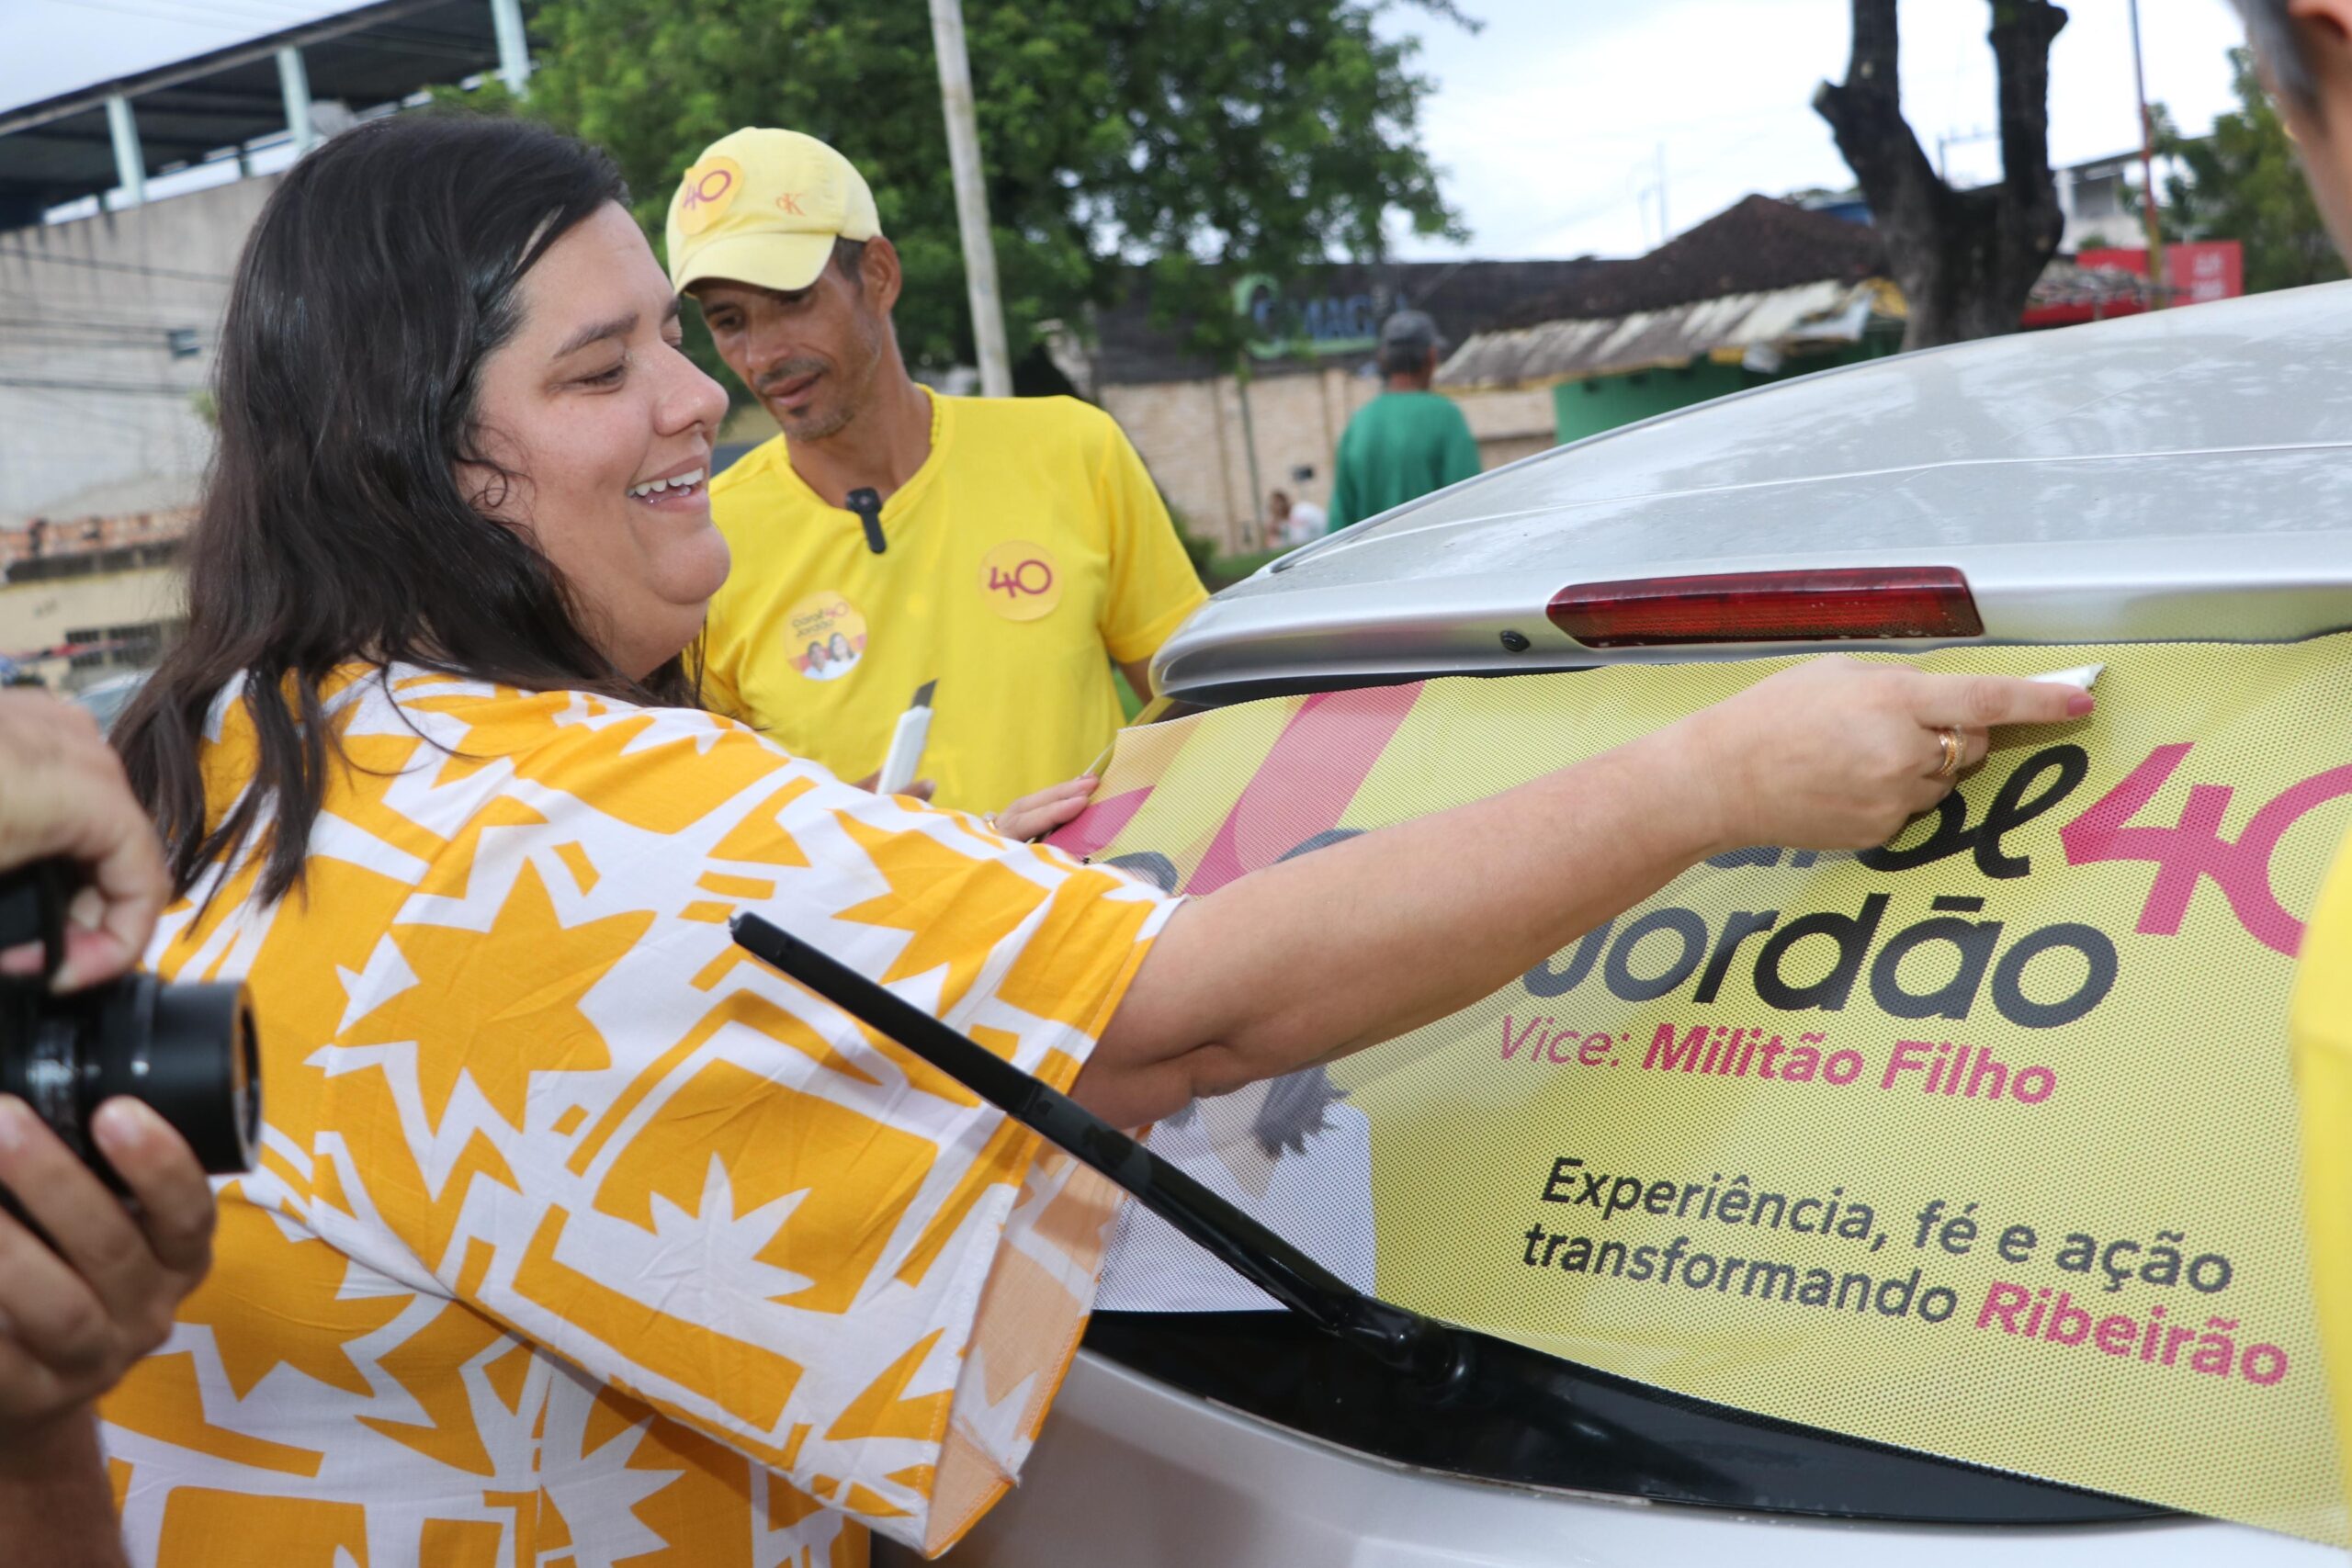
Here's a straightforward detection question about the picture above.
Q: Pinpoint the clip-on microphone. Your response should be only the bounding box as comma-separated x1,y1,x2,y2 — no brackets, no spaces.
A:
845,487,888,554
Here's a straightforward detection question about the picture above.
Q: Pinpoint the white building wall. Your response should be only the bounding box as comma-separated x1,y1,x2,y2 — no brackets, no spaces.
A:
0,175,282,521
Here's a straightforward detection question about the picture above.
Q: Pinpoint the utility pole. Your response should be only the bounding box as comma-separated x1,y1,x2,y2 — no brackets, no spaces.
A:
2129,0,2168,306
490,0,534,97
277,47,315,154
1234,362,1265,551
1654,141,1668,241
927,0,1014,397
104,94,145,209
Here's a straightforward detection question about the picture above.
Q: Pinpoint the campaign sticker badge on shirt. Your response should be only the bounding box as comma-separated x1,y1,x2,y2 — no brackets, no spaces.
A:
979,540,1063,622
788,592,867,682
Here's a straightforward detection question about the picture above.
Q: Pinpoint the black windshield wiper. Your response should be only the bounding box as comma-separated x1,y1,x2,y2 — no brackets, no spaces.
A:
729,911,1464,1388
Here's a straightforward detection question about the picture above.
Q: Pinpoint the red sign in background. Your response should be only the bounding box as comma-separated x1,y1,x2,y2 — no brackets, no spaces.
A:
2079,241,2247,306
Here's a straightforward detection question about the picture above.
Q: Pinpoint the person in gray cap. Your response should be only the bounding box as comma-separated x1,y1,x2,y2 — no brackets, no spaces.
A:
1327,307,1483,529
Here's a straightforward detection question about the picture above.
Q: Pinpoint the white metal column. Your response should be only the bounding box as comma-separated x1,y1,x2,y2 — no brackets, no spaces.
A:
105,92,145,207
927,0,1012,397
277,46,315,155
491,0,532,96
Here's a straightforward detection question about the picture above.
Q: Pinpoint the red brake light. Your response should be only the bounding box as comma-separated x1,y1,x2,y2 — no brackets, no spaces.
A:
1546,567,1984,649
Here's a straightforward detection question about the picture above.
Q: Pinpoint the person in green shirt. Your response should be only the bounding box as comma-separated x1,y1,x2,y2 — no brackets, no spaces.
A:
1327,309,1484,529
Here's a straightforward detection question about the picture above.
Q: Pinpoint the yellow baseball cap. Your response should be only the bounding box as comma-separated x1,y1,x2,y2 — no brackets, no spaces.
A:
664,128,882,296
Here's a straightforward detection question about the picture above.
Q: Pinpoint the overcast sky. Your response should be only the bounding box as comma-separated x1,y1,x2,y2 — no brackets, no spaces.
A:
4,0,2251,262
1379,0,2246,259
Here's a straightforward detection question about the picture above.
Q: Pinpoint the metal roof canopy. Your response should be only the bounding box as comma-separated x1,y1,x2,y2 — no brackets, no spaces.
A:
1439,279,1900,390
0,0,502,219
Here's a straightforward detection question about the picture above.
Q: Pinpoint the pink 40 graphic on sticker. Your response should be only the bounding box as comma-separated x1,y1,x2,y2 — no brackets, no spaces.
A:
2059,743,2352,956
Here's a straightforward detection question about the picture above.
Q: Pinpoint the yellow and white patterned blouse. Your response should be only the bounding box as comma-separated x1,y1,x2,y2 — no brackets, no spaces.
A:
99,668,1173,1567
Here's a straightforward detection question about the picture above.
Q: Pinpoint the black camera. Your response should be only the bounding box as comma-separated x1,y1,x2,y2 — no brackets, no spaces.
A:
0,859,259,1181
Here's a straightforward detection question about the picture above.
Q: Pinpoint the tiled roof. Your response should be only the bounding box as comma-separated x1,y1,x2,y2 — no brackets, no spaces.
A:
1498,195,1888,326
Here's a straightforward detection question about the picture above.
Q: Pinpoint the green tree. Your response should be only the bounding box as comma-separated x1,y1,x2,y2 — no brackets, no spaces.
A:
505,0,1469,382
2145,47,2345,295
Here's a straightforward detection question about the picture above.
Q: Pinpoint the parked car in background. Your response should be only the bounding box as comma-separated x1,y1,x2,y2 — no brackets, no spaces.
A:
887,283,2352,1568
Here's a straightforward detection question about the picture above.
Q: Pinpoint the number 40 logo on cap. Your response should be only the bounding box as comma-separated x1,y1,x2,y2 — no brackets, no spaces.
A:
676,155,743,236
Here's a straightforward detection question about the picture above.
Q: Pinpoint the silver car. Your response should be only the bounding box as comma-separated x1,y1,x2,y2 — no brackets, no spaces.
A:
899,283,2352,1568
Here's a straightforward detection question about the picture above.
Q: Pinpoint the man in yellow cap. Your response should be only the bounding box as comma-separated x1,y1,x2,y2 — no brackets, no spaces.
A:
664,127,1207,813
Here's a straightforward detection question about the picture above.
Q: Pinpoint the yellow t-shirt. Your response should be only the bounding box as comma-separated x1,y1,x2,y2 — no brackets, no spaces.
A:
2290,827,2352,1508
701,390,1207,813
102,666,1176,1565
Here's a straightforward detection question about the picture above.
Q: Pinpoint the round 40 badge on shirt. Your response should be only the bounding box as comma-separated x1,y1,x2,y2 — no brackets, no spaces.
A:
979,540,1063,622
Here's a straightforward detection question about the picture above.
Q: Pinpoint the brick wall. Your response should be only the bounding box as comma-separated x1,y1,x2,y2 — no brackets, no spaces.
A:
0,507,194,570
1102,377,1239,551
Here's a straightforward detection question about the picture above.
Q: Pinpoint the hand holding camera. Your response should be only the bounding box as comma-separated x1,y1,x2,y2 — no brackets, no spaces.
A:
0,858,257,1441
0,692,256,1461
0,693,169,992
0,1094,216,1441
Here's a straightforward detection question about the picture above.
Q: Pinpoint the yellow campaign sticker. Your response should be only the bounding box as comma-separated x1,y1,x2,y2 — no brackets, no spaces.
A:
1053,638,2352,1546
785,591,865,682
675,154,744,236
2291,852,2352,1510
978,540,1062,622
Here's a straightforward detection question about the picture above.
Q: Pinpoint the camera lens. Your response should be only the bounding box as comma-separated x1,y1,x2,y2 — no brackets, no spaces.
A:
102,976,261,1177
0,975,260,1183
0,861,261,1182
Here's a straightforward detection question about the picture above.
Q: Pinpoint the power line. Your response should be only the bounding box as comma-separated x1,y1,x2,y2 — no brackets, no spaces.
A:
0,376,204,396
0,246,233,286
0,394,182,437
47,0,504,63
0,376,198,432
0,336,191,352
0,319,192,340
40,0,298,29
1569,105,1825,150
0,297,224,331
43,0,304,28
40,0,368,31
50,0,465,45
0,313,198,329
197,0,364,20
42,0,341,18
0,307,206,333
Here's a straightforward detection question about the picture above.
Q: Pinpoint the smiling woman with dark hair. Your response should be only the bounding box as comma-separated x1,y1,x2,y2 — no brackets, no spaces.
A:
120,118,705,906
100,111,2086,1567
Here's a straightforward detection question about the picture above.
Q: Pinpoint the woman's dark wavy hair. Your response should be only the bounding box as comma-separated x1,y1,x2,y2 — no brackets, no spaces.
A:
117,113,696,906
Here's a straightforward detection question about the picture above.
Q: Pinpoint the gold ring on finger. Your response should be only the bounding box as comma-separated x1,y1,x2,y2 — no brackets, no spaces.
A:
1932,727,1963,783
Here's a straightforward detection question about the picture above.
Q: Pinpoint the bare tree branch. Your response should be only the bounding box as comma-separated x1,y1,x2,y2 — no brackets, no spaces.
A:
1814,0,2068,348
1992,0,2068,267
1845,0,1900,97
